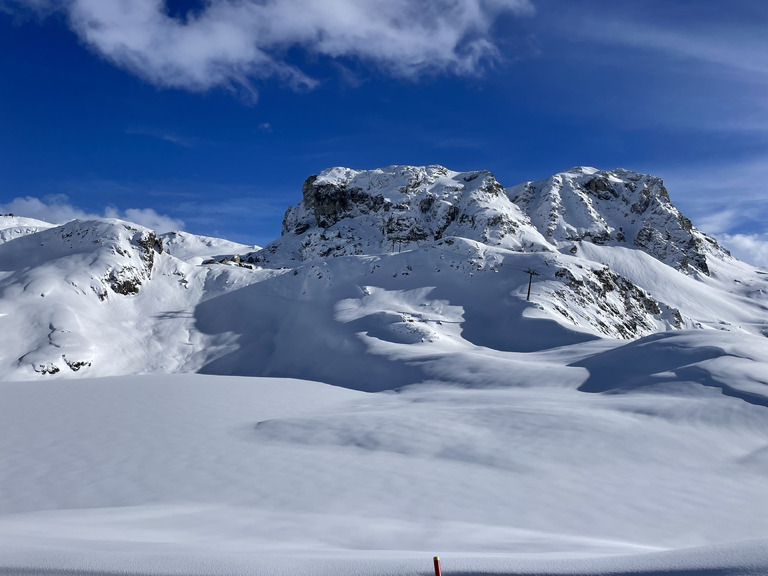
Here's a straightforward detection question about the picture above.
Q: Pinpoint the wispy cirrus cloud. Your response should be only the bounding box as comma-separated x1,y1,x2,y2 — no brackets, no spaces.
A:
125,127,198,148
600,23,768,79
8,0,534,98
550,3,768,135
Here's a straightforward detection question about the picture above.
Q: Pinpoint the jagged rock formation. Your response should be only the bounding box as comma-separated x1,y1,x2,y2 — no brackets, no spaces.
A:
507,167,729,274
239,164,747,341
550,265,684,339
270,165,552,263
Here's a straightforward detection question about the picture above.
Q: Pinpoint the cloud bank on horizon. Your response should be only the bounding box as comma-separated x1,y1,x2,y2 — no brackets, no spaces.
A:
0,195,184,233
14,0,533,97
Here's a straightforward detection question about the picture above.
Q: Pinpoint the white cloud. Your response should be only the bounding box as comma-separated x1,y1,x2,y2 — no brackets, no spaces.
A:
0,195,184,233
654,158,768,239
0,194,91,224
105,207,185,233
716,233,768,269
693,209,743,237
13,0,534,95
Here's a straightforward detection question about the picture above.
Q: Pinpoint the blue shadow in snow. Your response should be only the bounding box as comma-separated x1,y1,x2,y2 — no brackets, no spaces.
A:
572,332,768,409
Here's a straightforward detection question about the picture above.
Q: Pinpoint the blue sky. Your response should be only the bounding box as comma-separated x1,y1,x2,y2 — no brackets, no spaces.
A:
1,0,767,265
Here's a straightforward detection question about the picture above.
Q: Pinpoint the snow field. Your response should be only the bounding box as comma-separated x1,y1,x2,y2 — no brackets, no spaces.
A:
1,363,768,575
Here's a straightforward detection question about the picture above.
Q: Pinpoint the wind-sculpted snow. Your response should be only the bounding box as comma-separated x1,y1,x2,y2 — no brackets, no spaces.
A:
2,370,768,574
574,331,768,408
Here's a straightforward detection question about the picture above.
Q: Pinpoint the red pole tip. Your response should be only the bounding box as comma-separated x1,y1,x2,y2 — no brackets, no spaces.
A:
433,556,442,576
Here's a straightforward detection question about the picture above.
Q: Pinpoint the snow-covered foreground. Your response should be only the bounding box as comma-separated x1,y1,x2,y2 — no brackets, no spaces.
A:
2,345,768,575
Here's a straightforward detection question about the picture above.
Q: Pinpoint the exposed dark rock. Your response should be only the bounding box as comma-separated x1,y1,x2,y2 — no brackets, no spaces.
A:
302,175,388,229
109,277,141,295
33,363,60,375
63,356,92,371
584,177,619,200
419,195,436,213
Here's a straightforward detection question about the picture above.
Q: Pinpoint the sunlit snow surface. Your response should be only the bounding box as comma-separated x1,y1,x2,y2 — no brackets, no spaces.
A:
0,366,768,574
0,369,766,574
2,346,768,575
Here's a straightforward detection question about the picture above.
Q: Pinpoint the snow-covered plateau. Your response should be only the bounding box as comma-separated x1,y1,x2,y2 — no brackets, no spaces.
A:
1,165,767,576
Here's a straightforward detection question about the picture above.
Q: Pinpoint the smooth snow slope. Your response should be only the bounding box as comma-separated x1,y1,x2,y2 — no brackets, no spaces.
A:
1,362,768,574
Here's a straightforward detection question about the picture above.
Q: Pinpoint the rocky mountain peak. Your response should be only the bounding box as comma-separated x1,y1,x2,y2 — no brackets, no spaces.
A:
265,164,729,276
269,165,551,263
0,218,164,301
507,167,728,274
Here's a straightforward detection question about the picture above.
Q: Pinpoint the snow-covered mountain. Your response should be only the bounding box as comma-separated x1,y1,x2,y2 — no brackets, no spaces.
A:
255,164,765,341
0,166,766,382
0,214,54,244
0,215,265,378
2,169,768,575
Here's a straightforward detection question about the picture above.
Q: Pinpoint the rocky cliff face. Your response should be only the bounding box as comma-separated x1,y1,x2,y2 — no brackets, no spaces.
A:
266,165,730,276
269,165,553,263
507,167,729,274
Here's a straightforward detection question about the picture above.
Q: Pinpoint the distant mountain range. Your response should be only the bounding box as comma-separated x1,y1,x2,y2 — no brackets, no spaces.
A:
0,165,766,384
